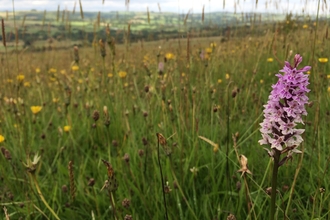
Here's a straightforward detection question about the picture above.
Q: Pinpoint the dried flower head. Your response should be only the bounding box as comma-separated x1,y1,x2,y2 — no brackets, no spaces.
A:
103,106,108,117
92,110,100,121
122,198,131,209
99,39,106,57
101,159,118,192
62,185,68,193
158,62,164,74
190,167,198,176
156,133,167,146
23,153,41,173
73,46,79,63
124,215,132,220
237,155,252,177
123,153,130,163
88,178,95,187
227,213,237,220
164,181,172,194
1,147,11,160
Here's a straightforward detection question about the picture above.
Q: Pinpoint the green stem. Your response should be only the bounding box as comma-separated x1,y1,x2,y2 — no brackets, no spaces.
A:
157,136,169,220
109,192,118,220
270,150,281,220
30,173,60,220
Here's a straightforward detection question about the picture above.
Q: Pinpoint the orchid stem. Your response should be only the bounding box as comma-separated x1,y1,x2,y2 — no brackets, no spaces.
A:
270,150,280,220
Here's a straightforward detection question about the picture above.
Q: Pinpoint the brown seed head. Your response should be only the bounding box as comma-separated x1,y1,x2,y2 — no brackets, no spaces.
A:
227,213,237,220
62,185,68,193
236,181,241,191
92,110,100,121
124,215,132,220
144,85,149,93
112,140,118,147
123,153,130,163
138,149,144,157
156,133,167,146
88,178,95,187
1,147,11,160
122,198,131,209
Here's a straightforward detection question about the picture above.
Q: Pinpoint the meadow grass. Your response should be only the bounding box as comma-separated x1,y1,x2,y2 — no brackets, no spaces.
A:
1,3,330,220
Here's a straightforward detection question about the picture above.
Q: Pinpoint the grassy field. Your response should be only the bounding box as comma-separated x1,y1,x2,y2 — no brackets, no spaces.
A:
1,2,330,220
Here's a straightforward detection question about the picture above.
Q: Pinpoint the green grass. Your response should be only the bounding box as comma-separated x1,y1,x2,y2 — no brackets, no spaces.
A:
1,5,330,220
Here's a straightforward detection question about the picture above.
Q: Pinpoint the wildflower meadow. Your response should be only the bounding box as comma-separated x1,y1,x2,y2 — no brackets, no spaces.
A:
1,0,330,219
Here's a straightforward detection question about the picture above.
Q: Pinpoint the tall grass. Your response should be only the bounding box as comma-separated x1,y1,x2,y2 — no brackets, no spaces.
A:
0,1,330,219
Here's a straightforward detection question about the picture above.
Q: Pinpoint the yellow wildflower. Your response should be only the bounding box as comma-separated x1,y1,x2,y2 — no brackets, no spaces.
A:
60,70,66,75
302,24,308,29
64,125,71,132
71,65,79,71
7,79,13,83
165,53,174,60
318,58,328,63
217,79,222,84
108,73,113,78
0,135,4,143
118,71,127,78
307,71,311,75
53,98,59,103
124,82,129,87
17,74,25,82
210,42,217,48
267,58,274,62
205,47,213,54
327,75,330,79
35,68,41,73
225,74,230,79
143,55,149,62
181,73,185,77
24,82,31,87
78,79,83,84
328,87,330,93
49,68,57,73
260,79,264,84
30,106,42,115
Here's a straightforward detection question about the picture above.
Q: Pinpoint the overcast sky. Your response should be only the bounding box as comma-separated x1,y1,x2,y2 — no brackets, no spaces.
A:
0,0,326,14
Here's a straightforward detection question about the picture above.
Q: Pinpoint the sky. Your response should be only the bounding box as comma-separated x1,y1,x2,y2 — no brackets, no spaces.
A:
0,0,327,14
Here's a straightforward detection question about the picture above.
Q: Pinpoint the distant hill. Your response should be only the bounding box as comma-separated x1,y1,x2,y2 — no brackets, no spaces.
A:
0,10,320,51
